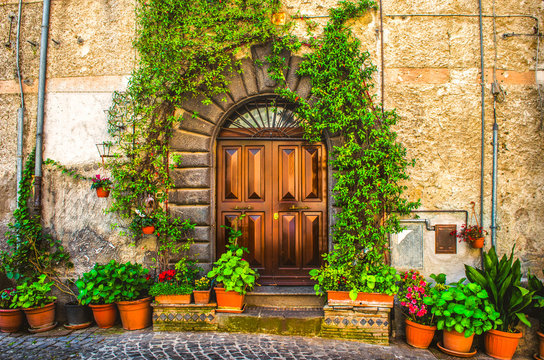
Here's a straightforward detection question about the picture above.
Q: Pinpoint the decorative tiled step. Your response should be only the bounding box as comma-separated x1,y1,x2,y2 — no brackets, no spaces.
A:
152,303,218,331
245,286,325,309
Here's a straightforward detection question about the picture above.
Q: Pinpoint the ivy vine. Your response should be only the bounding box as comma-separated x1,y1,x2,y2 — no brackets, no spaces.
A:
103,0,418,271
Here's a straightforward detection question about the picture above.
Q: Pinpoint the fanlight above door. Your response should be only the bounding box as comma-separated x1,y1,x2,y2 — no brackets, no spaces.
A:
218,96,304,139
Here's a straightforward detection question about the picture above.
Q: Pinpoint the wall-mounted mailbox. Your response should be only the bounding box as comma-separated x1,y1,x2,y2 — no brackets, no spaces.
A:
435,224,457,254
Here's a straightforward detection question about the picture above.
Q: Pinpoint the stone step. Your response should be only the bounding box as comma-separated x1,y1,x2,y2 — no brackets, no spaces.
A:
215,306,323,337
245,286,325,309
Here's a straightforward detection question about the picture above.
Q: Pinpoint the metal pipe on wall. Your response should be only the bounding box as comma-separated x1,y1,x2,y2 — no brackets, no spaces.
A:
477,0,486,231
491,116,498,247
15,0,24,206
33,0,51,209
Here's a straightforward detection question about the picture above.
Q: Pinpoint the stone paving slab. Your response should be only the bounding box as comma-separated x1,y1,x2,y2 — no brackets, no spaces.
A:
0,326,532,360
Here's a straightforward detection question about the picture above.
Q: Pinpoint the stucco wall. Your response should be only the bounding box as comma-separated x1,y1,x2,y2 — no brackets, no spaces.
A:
0,0,543,294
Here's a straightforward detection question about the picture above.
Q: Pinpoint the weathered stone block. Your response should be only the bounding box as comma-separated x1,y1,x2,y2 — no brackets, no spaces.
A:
180,94,224,124
321,305,392,345
169,189,210,205
171,168,211,188
286,56,302,91
225,66,248,103
152,303,218,332
184,226,211,242
170,152,210,168
169,205,211,226
178,111,215,135
169,242,211,262
170,130,210,152
239,58,259,96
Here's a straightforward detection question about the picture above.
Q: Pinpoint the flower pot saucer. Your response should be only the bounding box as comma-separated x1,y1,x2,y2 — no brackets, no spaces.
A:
64,321,92,330
533,353,544,360
216,304,245,314
28,322,57,333
437,342,477,358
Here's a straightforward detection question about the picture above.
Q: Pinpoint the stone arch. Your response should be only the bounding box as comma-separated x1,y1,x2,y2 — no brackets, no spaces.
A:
168,44,337,271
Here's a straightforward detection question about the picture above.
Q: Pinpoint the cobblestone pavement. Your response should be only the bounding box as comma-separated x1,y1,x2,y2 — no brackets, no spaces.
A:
0,326,528,360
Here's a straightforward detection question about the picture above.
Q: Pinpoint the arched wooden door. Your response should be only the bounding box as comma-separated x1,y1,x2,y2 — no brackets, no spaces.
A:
216,97,328,285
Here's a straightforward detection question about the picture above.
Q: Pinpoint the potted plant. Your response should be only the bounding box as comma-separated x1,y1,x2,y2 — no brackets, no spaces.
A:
208,215,258,312
193,277,211,304
12,274,57,332
465,246,535,360
90,174,113,198
110,260,153,330
398,271,445,349
76,262,120,329
528,270,544,359
454,202,487,249
310,254,399,307
0,288,23,333
130,212,155,235
425,279,501,354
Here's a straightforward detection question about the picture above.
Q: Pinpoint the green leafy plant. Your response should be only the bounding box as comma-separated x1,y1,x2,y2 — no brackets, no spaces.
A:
424,279,501,337
76,261,121,305
527,270,544,332
12,274,57,309
149,282,192,296
0,150,74,299
0,288,17,309
109,261,151,302
194,276,210,291
465,246,534,332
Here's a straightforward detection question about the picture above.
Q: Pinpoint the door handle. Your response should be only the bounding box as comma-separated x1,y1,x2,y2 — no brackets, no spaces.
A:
288,205,310,210
233,205,252,210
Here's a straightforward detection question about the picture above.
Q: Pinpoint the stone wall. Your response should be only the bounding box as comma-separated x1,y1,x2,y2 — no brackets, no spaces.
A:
0,0,543,288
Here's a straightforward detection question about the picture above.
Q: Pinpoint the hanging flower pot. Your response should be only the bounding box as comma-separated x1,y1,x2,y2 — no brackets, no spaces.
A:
484,328,522,360
89,303,117,329
0,309,23,333
443,329,474,353
469,237,485,249
96,187,110,198
405,319,436,349
142,226,155,235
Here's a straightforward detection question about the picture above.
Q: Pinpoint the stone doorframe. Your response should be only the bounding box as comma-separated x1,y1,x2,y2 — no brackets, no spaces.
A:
168,44,340,273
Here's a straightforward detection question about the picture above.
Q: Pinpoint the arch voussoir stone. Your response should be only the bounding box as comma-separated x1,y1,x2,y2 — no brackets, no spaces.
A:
239,58,259,96
180,93,224,124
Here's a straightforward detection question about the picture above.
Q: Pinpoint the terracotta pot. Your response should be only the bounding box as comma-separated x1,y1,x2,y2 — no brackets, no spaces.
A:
405,319,436,349
537,331,544,359
484,328,522,360
470,237,485,249
116,297,152,330
23,301,56,330
326,291,394,307
89,303,117,329
65,302,93,326
214,287,244,312
96,187,110,198
142,226,155,235
0,308,23,333
154,294,190,304
193,290,211,305
443,329,474,353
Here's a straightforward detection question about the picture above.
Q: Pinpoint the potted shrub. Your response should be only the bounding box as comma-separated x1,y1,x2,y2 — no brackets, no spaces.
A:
528,270,544,359
0,288,23,333
90,174,112,198
398,271,445,349
193,277,211,304
12,274,57,332
425,279,501,355
465,246,535,360
76,262,120,329
110,260,153,330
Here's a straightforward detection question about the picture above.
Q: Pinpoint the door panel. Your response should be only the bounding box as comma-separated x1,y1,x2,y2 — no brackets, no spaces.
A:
217,140,327,285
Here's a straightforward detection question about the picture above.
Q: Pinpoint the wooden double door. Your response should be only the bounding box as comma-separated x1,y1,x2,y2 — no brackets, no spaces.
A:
217,140,328,285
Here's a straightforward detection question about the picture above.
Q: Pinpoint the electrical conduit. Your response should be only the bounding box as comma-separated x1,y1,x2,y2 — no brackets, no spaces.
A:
15,0,24,206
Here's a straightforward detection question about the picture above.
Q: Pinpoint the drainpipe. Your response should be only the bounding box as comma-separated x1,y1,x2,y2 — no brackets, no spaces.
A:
477,0,486,231
33,0,51,210
491,116,498,247
15,0,24,206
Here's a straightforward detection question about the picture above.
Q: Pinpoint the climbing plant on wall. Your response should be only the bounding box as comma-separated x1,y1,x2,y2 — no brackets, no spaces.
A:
106,0,418,270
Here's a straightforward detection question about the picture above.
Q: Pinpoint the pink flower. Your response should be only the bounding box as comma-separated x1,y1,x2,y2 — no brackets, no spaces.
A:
412,274,417,280
411,299,417,305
